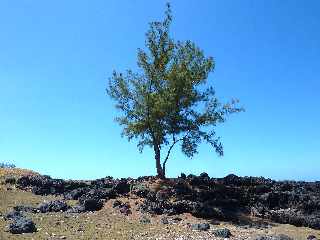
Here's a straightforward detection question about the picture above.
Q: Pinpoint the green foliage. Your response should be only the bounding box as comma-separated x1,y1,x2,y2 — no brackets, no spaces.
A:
107,3,243,177
0,161,16,169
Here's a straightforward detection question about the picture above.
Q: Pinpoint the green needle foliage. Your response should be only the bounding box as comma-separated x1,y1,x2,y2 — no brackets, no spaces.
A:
107,3,243,178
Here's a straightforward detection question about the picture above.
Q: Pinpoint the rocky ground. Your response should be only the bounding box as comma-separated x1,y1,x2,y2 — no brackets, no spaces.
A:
0,168,319,240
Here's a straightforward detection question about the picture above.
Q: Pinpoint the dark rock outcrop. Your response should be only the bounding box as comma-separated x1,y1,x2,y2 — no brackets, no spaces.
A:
37,200,69,213
15,172,320,230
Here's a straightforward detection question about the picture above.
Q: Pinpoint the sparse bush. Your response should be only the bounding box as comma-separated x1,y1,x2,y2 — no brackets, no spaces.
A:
0,161,16,169
5,176,17,184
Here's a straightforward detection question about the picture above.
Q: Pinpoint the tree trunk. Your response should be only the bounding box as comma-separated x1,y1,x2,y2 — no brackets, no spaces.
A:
154,145,165,179
162,162,166,179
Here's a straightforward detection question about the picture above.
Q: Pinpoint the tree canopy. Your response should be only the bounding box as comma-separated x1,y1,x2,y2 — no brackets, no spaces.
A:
107,3,243,178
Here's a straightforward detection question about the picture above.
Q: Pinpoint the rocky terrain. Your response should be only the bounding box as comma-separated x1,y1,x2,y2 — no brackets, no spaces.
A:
1,169,320,239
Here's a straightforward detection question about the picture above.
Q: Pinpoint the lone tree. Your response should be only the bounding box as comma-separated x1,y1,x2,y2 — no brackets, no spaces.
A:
107,4,243,179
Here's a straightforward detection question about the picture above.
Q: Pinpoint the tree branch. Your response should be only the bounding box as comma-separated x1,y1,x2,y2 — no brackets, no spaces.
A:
162,129,194,169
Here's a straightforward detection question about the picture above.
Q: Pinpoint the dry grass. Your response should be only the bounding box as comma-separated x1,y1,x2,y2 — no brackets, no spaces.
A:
0,168,39,183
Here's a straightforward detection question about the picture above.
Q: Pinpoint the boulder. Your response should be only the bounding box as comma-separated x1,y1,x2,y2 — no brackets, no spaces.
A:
13,205,37,213
160,217,169,224
191,202,227,220
223,174,241,185
199,172,210,182
119,204,132,215
112,200,122,208
67,205,86,213
307,235,317,240
8,217,37,234
112,180,130,194
213,228,232,238
37,200,69,213
140,216,151,224
78,188,114,204
131,183,150,198
139,200,172,215
112,200,131,215
4,210,23,221
156,189,171,202
255,235,293,240
168,200,194,215
191,223,210,231
64,188,88,200
82,199,103,211
179,173,186,179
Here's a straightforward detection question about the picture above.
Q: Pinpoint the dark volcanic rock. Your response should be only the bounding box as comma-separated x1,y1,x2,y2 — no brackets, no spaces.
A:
268,209,320,229
67,205,86,213
17,175,90,196
64,188,88,200
119,204,132,215
156,189,171,201
17,175,65,195
191,202,229,220
139,199,173,215
169,200,195,215
4,210,24,221
191,223,210,231
9,217,37,234
112,200,122,208
38,200,69,213
91,177,114,189
78,188,115,204
180,173,186,179
14,172,320,231
140,216,151,224
13,205,37,213
112,200,131,215
213,228,232,238
160,217,169,224
223,174,241,185
255,234,293,240
82,199,103,211
66,199,103,213
307,235,317,240
187,174,209,186
112,180,130,194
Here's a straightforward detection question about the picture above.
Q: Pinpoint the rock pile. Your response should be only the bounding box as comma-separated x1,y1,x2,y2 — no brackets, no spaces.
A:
12,172,320,231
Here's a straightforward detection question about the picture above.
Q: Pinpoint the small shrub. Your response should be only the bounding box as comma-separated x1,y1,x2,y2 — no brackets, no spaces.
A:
0,161,16,169
5,176,17,184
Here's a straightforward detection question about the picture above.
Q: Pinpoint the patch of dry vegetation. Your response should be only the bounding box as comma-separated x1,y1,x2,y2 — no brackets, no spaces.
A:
0,168,39,182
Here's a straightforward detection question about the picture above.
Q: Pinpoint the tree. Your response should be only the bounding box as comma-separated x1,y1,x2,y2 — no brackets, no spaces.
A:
107,3,243,179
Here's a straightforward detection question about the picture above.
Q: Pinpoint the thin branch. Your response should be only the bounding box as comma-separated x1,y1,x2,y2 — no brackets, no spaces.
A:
162,130,192,169
162,138,181,171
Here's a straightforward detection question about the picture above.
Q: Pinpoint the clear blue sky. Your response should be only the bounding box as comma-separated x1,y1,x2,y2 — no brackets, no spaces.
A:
1,0,319,181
